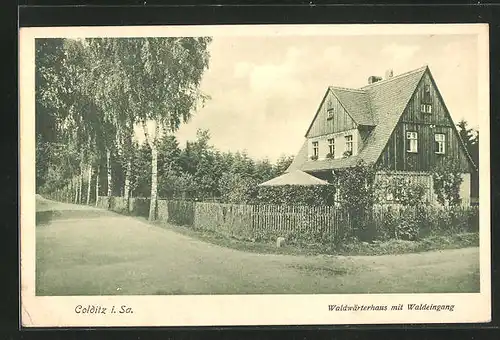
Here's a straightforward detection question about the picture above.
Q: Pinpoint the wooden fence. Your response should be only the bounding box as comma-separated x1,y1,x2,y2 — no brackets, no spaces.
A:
98,196,479,243
251,204,350,239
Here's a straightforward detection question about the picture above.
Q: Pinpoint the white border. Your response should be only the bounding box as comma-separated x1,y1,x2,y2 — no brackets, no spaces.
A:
20,24,491,327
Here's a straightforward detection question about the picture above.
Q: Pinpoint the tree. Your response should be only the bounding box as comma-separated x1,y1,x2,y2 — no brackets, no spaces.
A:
107,37,212,220
274,155,294,176
35,38,113,204
129,142,152,198
457,119,479,169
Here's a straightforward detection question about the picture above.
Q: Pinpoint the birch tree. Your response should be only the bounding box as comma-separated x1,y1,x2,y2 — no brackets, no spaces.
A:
105,37,212,220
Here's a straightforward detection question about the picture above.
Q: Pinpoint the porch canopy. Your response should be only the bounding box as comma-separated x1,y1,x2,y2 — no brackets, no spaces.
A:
258,170,329,187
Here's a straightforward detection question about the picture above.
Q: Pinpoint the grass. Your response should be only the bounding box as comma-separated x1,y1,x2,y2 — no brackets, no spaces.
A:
152,219,479,257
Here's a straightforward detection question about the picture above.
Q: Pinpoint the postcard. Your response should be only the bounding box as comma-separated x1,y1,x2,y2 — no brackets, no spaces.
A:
20,23,490,327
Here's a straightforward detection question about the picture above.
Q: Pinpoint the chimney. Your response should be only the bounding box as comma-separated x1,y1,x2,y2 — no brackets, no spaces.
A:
368,75,383,84
385,69,394,79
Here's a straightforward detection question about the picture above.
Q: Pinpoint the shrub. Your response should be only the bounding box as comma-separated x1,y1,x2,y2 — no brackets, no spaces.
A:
333,161,377,241
310,155,318,161
432,159,464,206
375,205,479,240
394,215,420,241
255,185,337,206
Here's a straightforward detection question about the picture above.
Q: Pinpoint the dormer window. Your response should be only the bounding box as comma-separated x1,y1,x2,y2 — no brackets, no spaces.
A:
327,108,335,120
345,135,353,154
312,141,319,157
327,138,335,158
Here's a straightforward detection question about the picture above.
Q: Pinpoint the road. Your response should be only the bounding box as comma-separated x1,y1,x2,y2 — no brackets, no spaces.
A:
35,197,480,295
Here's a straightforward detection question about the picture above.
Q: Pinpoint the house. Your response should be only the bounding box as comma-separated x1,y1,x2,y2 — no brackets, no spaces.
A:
284,65,478,206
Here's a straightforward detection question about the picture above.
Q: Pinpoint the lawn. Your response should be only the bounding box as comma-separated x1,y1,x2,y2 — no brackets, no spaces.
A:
35,202,480,295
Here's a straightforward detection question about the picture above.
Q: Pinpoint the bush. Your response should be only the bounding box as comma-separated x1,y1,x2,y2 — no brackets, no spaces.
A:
167,200,195,226
394,215,420,241
432,159,464,206
255,185,337,206
375,205,479,240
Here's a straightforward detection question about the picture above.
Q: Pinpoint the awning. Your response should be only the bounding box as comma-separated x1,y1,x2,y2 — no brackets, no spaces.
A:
258,170,330,187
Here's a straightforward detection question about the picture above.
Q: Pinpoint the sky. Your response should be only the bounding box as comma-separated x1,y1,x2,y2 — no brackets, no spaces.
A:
168,34,480,163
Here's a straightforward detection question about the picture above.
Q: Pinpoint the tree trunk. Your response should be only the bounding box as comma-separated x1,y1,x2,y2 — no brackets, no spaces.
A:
106,148,112,205
73,177,78,204
95,165,100,207
142,119,161,221
148,145,158,221
124,157,131,212
78,167,83,204
86,164,92,205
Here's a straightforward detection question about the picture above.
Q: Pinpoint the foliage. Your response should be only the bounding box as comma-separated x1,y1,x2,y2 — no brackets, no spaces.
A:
310,155,318,161
219,172,259,204
326,152,334,159
375,174,427,207
374,205,479,241
342,150,352,158
432,159,464,206
457,119,479,169
274,155,294,176
129,143,152,197
255,185,336,206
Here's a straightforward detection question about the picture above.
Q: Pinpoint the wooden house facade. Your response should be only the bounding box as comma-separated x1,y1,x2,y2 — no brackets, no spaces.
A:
284,66,478,206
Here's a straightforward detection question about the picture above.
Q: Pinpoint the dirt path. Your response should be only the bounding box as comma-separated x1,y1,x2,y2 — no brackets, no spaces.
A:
35,198,480,295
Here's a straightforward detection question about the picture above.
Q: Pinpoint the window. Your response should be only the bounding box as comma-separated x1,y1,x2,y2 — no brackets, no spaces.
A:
327,108,334,120
420,104,432,113
345,135,353,154
423,85,431,103
327,138,335,158
435,133,446,154
406,131,418,153
312,141,319,157
421,84,432,113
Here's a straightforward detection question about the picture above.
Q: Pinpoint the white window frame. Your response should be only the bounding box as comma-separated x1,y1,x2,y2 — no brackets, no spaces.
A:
345,135,353,154
312,141,319,157
406,131,418,153
435,133,446,154
420,103,432,114
327,138,335,157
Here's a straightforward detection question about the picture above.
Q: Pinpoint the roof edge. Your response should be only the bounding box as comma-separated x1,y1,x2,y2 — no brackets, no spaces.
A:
360,65,428,90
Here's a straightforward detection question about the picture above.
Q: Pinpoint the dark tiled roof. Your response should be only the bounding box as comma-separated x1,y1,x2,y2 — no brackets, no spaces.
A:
330,87,375,126
287,65,428,173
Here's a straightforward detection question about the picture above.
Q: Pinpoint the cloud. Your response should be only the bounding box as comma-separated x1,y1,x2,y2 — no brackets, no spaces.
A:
233,61,251,78
381,43,421,60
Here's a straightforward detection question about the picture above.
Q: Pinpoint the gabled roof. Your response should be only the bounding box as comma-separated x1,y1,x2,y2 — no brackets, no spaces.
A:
258,170,329,186
287,65,428,172
330,87,375,126
357,65,428,165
